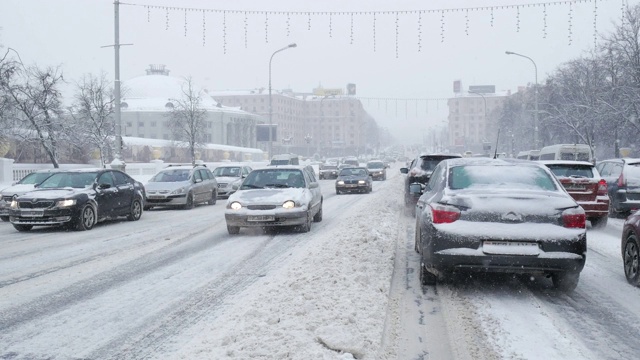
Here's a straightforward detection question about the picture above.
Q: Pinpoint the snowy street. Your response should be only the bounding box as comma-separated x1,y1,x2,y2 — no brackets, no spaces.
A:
0,168,639,359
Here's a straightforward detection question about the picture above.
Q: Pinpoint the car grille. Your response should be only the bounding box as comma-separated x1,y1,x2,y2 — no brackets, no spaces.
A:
247,205,277,210
343,180,360,185
18,200,55,209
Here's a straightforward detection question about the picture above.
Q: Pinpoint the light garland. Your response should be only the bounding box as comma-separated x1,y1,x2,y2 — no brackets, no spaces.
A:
121,0,605,55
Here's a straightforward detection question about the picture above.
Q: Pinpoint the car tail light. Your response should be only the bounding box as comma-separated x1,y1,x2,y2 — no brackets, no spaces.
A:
430,203,461,224
617,172,625,187
562,207,586,228
597,179,608,196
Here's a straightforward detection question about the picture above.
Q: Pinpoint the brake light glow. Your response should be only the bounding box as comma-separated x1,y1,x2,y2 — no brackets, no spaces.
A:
597,179,608,196
430,204,461,224
562,207,586,229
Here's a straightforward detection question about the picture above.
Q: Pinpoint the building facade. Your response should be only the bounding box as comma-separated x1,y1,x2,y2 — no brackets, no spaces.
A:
121,65,263,151
447,86,509,154
211,88,377,158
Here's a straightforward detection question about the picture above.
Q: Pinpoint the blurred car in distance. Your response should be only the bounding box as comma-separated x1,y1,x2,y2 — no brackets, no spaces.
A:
0,169,61,222
539,160,609,228
401,153,462,214
212,165,252,198
225,165,322,234
366,160,387,181
596,158,640,217
342,156,359,167
8,168,145,231
621,211,640,286
413,158,587,292
335,166,373,194
319,163,339,180
145,164,218,210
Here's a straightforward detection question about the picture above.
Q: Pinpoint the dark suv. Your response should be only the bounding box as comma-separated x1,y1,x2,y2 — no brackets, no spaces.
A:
596,158,640,217
400,153,461,214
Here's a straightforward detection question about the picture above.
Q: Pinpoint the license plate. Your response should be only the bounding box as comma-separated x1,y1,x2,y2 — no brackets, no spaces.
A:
483,241,539,256
147,195,164,199
21,210,44,217
247,215,275,222
345,184,357,188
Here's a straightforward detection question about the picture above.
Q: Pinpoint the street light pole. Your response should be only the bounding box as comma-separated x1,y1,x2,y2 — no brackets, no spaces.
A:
505,50,539,149
268,43,297,159
469,91,487,120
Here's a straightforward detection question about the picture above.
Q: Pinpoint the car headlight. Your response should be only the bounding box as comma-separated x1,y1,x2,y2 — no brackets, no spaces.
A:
171,187,188,195
56,199,77,207
358,180,366,184
229,201,242,210
337,180,345,185
10,199,18,209
282,200,296,209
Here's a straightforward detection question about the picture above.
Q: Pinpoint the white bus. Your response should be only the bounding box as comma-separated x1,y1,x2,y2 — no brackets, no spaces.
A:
538,144,593,162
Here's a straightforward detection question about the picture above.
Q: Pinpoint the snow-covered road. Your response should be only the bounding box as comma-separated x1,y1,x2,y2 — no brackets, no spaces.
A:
0,166,639,359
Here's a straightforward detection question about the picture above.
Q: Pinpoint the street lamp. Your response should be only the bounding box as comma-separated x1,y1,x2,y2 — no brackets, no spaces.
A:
505,50,539,149
468,91,487,120
304,134,313,158
268,43,297,159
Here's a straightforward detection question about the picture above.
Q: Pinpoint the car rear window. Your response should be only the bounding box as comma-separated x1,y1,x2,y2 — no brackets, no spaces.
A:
545,164,594,178
449,165,557,191
624,163,640,179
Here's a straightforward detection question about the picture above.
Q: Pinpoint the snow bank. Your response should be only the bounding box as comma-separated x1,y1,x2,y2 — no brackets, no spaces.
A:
174,181,401,359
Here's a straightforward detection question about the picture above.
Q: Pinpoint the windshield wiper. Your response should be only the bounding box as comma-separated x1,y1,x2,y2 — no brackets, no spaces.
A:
264,183,290,188
242,184,263,189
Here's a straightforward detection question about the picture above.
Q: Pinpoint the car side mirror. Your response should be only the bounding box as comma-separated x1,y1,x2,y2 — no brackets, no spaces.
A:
308,182,319,189
195,178,202,183
400,168,409,174
409,183,423,195
98,183,112,190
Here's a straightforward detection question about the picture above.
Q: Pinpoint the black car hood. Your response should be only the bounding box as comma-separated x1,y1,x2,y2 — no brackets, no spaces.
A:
18,187,92,200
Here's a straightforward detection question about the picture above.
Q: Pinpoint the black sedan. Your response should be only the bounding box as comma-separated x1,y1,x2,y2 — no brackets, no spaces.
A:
414,158,587,292
8,168,145,231
335,167,372,194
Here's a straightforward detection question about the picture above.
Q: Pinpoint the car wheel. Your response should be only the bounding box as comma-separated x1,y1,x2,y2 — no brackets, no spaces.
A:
13,224,33,232
127,199,143,221
76,204,96,231
313,202,323,222
1,216,9,222
590,216,608,229
299,213,311,233
183,193,194,210
623,233,640,286
551,271,580,292
208,190,217,205
227,225,240,235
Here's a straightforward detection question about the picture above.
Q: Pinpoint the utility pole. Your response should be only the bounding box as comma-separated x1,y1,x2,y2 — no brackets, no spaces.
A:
102,0,132,169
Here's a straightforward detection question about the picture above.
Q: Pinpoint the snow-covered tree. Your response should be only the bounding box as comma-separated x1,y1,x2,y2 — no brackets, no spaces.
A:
69,72,115,167
166,77,207,166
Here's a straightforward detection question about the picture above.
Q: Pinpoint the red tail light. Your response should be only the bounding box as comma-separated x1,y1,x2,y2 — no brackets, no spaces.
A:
617,173,625,187
562,207,586,228
430,204,461,224
597,179,608,196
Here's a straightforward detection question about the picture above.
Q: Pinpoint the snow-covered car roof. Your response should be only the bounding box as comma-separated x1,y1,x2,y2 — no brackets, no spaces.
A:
536,160,595,166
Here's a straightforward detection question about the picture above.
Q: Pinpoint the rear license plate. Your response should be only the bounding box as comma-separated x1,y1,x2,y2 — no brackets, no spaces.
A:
21,210,44,217
483,241,539,256
247,215,275,222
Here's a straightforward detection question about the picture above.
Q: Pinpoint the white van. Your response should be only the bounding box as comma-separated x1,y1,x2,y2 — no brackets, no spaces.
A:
538,144,593,162
516,150,541,160
269,153,300,166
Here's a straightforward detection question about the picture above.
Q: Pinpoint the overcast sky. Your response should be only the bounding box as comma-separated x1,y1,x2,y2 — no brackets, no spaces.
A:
1,0,635,143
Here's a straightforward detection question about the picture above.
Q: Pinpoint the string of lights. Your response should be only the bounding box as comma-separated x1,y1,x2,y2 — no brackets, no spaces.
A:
124,0,609,54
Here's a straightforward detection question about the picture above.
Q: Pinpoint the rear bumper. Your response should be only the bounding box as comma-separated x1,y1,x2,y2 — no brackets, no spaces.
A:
580,200,609,218
429,251,586,274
